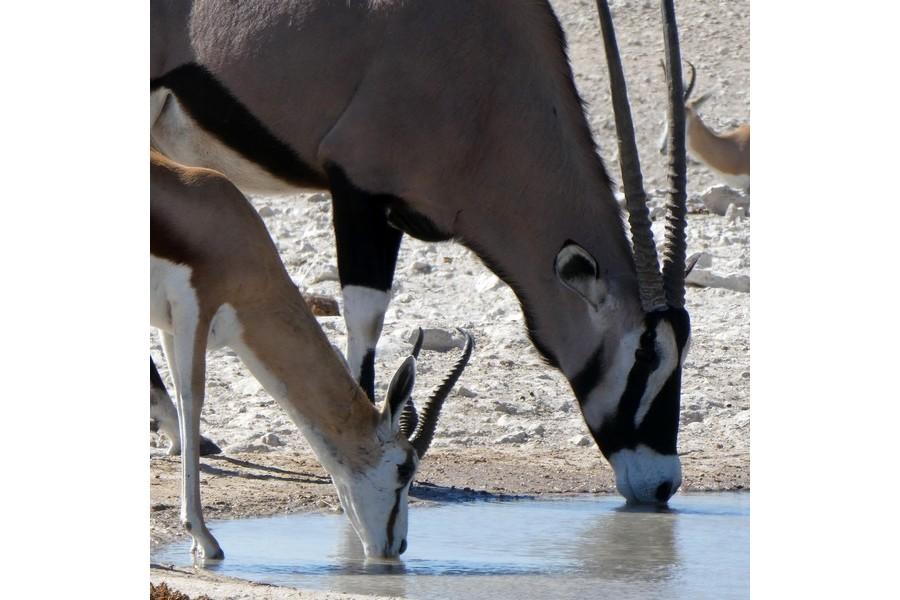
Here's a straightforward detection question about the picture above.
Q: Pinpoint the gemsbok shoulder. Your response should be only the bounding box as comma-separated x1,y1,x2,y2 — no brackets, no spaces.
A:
659,61,750,192
150,149,473,559
151,0,692,505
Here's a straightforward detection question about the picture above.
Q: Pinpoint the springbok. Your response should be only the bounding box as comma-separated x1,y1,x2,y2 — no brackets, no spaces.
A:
658,61,750,192
150,149,473,559
151,0,691,505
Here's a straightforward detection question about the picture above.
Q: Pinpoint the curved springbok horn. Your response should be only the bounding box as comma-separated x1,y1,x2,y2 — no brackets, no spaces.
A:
595,0,666,312
683,60,697,102
660,0,689,308
400,328,424,438
410,330,475,459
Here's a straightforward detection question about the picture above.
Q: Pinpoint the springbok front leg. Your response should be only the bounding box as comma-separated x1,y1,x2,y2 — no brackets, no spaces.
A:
327,164,403,401
164,311,223,560
150,357,221,456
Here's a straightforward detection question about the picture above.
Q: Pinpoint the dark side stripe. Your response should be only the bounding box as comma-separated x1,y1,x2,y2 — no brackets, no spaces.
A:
151,63,327,188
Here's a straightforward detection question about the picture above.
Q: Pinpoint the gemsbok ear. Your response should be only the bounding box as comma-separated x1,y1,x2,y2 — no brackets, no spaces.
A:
380,355,416,435
555,241,608,309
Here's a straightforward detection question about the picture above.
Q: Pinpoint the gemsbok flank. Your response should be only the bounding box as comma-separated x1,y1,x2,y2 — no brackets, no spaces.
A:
658,61,750,192
151,0,691,504
150,149,473,560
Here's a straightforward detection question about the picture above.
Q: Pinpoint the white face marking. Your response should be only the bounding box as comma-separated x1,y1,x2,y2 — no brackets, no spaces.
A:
633,321,679,428
608,445,682,504
580,327,641,427
342,286,391,380
150,88,302,196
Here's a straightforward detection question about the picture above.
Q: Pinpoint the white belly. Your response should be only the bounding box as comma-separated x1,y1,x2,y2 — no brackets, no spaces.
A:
150,255,240,351
150,88,302,196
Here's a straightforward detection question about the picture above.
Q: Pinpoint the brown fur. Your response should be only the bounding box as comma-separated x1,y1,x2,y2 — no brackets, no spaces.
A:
151,150,391,470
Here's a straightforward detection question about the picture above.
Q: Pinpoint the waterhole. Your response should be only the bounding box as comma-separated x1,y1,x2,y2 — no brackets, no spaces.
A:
153,492,748,599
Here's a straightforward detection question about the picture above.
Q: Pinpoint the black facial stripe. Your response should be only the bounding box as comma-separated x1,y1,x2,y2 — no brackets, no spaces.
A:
386,487,402,552
151,63,327,188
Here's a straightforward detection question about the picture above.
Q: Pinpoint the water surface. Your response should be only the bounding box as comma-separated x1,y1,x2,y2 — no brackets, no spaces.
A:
153,492,748,599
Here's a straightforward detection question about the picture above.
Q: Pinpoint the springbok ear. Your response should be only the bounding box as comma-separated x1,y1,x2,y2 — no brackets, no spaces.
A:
555,241,608,309
380,356,416,434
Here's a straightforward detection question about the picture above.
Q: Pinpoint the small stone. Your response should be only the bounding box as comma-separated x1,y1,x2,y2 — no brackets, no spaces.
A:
257,205,275,217
407,327,466,352
528,423,546,436
305,293,340,317
457,386,478,398
475,273,504,294
261,433,284,447
571,434,592,447
494,401,519,415
699,185,750,216
311,265,339,283
409,261,433,274
496,431,528,444
686,268,750,293
307,193,329,203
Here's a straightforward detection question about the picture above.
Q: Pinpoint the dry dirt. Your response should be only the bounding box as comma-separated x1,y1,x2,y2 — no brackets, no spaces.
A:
150,1,749,597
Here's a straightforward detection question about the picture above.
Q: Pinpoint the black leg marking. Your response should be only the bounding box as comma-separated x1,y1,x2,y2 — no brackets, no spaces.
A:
359,350,376,403
152,63,327,188
150,357,166,391
326,163,404,291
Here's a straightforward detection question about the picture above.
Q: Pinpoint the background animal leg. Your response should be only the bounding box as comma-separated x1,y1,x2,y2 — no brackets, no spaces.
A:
151,356,221,456
327,164,403,401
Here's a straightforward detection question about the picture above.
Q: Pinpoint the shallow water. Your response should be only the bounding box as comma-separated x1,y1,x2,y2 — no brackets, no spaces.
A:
153,492,748,600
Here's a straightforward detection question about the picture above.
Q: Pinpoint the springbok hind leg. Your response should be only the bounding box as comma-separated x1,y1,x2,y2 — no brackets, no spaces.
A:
165,318,223,560
326,164,403,401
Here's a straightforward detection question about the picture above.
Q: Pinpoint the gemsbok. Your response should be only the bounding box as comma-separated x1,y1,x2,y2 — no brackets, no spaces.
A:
151,0,692,505
659,61,750,192
150,149,473,559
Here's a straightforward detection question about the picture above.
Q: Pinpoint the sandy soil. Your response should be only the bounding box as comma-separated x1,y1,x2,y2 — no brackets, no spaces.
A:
151,1,749,597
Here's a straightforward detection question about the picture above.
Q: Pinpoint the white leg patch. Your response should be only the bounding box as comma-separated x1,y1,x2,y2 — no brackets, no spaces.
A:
342,286,391,380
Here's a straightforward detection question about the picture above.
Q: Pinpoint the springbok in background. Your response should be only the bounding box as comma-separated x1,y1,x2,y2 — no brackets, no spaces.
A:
151,0,691,505
151,150,473,559
659,61,750,192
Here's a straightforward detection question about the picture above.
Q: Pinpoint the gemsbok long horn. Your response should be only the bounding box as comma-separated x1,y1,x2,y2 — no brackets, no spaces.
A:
399,327,424,438
659,0,689,309
409,330,475,459
595,0,666,312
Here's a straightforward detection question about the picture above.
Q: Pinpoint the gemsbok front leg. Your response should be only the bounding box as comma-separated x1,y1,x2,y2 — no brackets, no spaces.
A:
327,164,404,401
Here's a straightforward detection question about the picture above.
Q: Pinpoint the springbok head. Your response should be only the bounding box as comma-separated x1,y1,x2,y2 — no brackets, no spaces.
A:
558,0,692,505
329,329,474,558
658,60,713,154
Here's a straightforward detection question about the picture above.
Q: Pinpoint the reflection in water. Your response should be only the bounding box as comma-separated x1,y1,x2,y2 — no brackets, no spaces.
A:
569,505,679,584
152,493,748,600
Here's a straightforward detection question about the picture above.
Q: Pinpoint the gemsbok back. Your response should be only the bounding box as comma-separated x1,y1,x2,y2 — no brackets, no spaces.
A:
151,0,692,505
659,61,750,192
150,149,473,560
